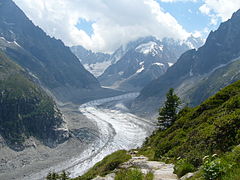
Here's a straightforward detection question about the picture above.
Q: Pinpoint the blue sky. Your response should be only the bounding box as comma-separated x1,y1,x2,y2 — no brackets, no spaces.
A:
158,0,220,36
76,19,95,36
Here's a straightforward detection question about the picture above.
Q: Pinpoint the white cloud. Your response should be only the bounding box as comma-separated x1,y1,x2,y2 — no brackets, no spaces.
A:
13,0,190,53
160,0,197,2
192,27,209,39
192,30,202,38
200,0,240,24
199,4,210,15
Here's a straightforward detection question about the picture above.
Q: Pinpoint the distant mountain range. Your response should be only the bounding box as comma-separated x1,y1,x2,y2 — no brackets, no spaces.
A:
71,36,203,84
133,9,240,117
98,36,203,91
71,46,110,77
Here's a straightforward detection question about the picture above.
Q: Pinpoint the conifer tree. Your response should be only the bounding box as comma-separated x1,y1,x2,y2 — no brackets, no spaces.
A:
158,88,181,129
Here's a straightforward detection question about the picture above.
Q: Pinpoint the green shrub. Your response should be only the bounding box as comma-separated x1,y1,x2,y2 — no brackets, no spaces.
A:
115,169,143,180
189,146,240,180
202,155,230,180
145,172,154,180
174,159,195,177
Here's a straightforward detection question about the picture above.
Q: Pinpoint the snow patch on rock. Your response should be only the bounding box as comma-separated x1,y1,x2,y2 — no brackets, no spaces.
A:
0,36,21,49
153,62,164,67
118,71,124,75
136,65,145,73
168,62,174,67
84,60,112,77
135,41,162,56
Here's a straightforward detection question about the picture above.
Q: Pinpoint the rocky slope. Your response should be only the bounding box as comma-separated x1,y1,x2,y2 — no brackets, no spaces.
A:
98,36,203,91
134,9,240,116
187,56,240,106
0,0,103,103
0,51,69,151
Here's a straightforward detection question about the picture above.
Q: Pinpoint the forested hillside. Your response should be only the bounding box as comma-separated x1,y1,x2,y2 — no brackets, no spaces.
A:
0,52,69,150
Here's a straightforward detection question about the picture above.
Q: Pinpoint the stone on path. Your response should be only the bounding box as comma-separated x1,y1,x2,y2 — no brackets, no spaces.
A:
92,155,179,180
121,155,179,180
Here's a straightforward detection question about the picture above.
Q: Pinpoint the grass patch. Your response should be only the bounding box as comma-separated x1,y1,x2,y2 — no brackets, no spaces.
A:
115,169,143,180
174,159,195,177
222,166,240,180
145,172,154,180
115,169,153,180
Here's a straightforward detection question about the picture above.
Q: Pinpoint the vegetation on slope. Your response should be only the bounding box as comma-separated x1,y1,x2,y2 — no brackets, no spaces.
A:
115,169,153,180
189,145,240,180
139,80,240,178
46,171,70,180
73,150,131,180
0,51,68,150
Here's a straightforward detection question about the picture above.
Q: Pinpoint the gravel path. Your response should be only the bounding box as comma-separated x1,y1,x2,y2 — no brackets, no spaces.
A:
122,155,179,180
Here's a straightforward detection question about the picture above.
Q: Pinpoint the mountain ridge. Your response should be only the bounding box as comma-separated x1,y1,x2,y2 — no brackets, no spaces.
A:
98,36,203,91
133,9,240,116
0,0,104,103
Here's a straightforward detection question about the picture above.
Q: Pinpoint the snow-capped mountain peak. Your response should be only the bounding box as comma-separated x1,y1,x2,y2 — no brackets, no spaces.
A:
135,41,163,56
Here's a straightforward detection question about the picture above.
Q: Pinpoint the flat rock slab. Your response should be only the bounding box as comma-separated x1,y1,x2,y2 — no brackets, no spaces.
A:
121,155,179,180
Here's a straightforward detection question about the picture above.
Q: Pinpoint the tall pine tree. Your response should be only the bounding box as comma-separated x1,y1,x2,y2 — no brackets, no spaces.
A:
158,88,181,129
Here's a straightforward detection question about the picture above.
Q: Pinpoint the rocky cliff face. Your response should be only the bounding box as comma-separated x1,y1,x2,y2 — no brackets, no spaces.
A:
0,51,69,150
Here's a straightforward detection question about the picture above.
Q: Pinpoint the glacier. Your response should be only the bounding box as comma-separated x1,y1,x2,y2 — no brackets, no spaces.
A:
23,93,155,180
